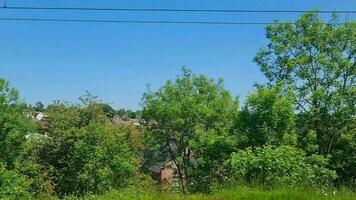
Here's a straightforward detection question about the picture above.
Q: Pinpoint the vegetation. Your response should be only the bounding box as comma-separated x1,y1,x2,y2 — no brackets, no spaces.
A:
36,187,356,200
0,12,355,199
142,67,238,193
34,98,136,196
254,13,356,184
229,145,336,186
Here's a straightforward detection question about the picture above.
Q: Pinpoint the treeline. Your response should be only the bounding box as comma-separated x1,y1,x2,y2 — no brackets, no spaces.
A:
0,12,355,199
29,98,141,120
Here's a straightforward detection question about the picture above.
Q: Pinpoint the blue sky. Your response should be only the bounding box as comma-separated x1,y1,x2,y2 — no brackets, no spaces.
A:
0,0,355,110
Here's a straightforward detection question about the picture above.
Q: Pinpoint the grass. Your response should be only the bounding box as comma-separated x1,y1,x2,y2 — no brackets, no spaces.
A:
87,187,356,200
35,186,356,200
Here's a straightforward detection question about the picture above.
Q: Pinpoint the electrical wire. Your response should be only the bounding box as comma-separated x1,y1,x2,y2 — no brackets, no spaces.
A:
0,17,347,25
1,6,355,14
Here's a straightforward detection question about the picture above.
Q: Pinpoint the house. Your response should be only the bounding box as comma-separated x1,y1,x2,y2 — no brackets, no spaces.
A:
160,160,178,184
145,143,181,184
35,112,45,121
148,160,178,184
25,110,46,121
112,115,141,127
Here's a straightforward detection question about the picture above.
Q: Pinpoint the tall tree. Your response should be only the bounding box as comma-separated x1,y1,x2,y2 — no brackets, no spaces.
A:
254,13,355,182
0,78,35,168
35,96,136,196
34,101,45,112
237,86,296,147
142,68,238,193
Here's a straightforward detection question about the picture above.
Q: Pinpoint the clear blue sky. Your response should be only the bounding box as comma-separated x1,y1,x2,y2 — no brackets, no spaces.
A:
0,0,354,110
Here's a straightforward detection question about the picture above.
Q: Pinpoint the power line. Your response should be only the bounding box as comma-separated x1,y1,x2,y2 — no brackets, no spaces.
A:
1,6,355,14
0,17,347,25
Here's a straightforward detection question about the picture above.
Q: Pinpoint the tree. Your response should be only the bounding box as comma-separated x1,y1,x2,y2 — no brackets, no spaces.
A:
0,78,35,168
0,163,32,200
96,103,116,119
142,67,238,193
254,12,355,182
78,91,116,119
34,97,137,196
237,86,296,147
229,145,336,187
0,79,42,198
34,101,45,112
116,108,127,118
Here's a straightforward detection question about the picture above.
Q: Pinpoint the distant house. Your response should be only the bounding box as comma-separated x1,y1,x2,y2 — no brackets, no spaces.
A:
25,110,46,121
148,160,178,184
35,112,45,121
112,115,141,127
24,111,48,140
144,143,182,185
129,118,140,126
160,161,178,184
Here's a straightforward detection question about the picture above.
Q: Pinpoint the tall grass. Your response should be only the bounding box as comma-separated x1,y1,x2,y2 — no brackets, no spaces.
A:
91,187,356,200
35,185,356,200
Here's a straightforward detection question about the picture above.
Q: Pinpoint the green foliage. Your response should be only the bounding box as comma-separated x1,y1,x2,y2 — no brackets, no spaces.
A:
332,127,356,186
0,163,32,200
0,78,35,168
116,109,140,120
54,187,356,200
189,129,237,193
96,103,116,119
34,102,45,112
229,146,337,187
237,86,296,147
254,12,355,182
142,67,238,193
34,99,136,196
0,78,19,104
121,124,145,156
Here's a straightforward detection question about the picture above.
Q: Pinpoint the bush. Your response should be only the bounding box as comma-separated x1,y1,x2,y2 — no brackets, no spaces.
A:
34,100,137,196
228,146,336,187
189,130,237,193
236,86,296,148
0,163,32,200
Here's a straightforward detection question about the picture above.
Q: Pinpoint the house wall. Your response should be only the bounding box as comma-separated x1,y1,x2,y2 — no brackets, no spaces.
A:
160,168,175,184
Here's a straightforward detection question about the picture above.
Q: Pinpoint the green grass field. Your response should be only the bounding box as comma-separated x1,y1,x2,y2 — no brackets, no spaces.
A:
52,187,355,200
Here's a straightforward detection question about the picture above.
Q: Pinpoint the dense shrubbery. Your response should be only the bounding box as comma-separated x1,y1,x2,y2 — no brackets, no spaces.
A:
33,99,137,196
142,67,239,193
228,146,337,186
236,86,296,147
0,79,36,169
0,163,32,199
0,81,140,198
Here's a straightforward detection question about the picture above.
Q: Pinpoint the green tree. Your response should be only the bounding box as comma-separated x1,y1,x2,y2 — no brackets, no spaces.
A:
116,108,127,118
35,97,136,196
78,91,116,119
254,12,355,182
34,101,45,112
229,145,337,187
0,163,32,200
237,86,296,147
96,103,116,119
0,79,43,198
142,67,238,193
0,78,35,168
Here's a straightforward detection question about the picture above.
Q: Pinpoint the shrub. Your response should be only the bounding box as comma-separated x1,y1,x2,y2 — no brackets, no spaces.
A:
0,163,32,200
228,146,336,187
35,100,137,196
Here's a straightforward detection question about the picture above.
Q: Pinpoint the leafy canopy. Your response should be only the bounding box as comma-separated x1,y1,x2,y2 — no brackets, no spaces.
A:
237,86,296,147
142,67,238,193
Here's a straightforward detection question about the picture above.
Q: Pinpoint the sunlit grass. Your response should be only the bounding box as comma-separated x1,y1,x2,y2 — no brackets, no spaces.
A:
90,187,356,200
